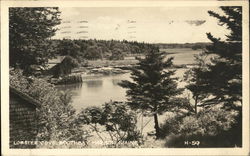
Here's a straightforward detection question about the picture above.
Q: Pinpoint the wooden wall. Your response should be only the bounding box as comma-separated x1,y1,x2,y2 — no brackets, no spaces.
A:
9,92,38,148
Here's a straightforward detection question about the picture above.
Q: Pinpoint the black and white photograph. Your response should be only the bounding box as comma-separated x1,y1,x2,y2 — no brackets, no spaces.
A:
1,0,249,155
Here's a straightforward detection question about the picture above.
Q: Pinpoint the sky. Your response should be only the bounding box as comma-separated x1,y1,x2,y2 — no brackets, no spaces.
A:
53,7,229,43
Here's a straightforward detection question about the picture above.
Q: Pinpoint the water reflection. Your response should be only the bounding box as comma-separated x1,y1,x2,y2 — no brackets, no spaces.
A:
56,83,82,91
111,79,122,86
57,69,190,112
56,73,131,111
85,79,103,88
56,48,201,112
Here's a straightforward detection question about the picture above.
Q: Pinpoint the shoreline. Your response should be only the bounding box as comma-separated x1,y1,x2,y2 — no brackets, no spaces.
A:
52,63,194,85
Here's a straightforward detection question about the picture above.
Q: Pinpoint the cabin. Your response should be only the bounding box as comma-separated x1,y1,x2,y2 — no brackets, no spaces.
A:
9,86,41,148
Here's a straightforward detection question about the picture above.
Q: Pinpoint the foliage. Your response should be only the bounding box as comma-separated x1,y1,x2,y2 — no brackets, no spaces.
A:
162,7,243,147
156,42,210,49
163,106,239,147
50,56,79,78
9,69,89,143
119,46,185,138
160,113,187,137
201,7,242,109
185,106,236,136
109,48,125,60
77,101,142,147
57,39,85,62
85,45,103,60
50,39,154,61
191,44,203,50
183,52,209,114
187,7,243,147
9,7,61,74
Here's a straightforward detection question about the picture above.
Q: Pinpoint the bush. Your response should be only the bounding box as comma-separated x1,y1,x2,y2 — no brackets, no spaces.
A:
179,116,202,135
163,106,239,147
51,56,79,78
160,113,186,137
77,101,142,147
10,69,89,144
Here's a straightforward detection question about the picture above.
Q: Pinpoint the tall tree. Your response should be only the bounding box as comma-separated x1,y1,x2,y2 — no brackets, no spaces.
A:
9,7,61,74
202,7,242,110
183,52,209,114
119,47,184,138
199,6,242,147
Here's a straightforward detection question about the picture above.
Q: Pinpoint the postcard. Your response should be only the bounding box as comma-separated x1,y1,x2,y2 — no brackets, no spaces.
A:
1,0,249,155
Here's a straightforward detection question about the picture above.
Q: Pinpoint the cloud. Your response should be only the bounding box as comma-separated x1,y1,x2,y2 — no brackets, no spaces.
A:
185,20,206,26
53,7,229,43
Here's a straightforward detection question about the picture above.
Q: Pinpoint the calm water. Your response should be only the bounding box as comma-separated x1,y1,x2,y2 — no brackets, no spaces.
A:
56,69,188,113
56,49,200,134
57,49,201,112
162,48,202,65
56,73,132,111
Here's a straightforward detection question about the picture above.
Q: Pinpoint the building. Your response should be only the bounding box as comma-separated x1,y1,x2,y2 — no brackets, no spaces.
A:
9,86,41,148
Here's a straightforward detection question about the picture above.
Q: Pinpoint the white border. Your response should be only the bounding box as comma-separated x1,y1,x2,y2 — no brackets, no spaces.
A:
1,1,249,156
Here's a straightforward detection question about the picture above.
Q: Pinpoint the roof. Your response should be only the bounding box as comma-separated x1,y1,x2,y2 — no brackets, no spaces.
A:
10,86,41,108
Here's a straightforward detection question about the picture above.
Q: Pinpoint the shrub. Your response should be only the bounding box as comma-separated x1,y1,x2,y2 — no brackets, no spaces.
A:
160,113,186,137
163,106,239,147
77,101,142,147
179,116,202,135
10,69,89,144
50,56,79,78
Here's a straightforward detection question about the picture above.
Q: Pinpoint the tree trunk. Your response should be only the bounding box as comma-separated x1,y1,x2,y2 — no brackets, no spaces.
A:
194,95,198,114
153,113,161,139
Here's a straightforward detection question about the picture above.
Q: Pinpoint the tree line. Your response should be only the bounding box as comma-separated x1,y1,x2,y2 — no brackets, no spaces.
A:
154,42,211,50
9,6,242,147
49,39,153,62
9,7,208,75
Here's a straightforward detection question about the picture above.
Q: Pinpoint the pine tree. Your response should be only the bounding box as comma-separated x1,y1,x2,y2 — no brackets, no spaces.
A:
183,52,209,114
119,47,184,138
199,6,242,147
202,6,242,110
9,7,61,74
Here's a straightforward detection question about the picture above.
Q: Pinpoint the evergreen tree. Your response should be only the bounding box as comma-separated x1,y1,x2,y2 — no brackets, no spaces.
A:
202,7,242,110
183,52,209,114
9,7,61,74
199,6,242,146
119,47,184,138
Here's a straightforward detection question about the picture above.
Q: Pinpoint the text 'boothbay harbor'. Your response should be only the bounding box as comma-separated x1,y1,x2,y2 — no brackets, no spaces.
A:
9,6,242,148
